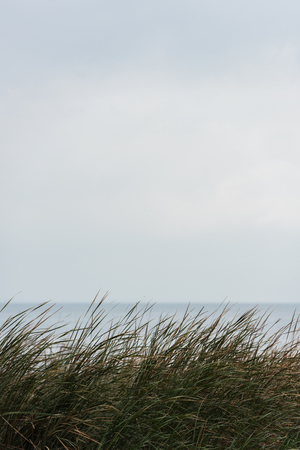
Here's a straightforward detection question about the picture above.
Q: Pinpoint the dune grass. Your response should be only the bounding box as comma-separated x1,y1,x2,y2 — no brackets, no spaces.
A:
0,295,300,449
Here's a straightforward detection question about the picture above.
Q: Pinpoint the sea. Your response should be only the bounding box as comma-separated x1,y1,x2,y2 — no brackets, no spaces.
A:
0,301,299,342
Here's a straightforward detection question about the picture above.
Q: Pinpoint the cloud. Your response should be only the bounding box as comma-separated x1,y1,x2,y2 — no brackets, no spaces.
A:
1,0,300,303
2,0,300,85
1,51,300,244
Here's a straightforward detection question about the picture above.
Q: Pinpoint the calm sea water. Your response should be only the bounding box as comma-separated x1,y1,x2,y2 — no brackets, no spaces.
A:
0,301,299,338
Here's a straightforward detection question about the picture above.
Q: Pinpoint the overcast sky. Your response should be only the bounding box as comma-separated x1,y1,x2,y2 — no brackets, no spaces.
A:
1,0,300,304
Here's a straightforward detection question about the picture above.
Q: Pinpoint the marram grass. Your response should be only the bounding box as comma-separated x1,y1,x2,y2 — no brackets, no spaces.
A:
0,296,300,449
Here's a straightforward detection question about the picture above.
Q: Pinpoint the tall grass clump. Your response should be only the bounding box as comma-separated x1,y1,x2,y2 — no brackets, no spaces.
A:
0,295,300,449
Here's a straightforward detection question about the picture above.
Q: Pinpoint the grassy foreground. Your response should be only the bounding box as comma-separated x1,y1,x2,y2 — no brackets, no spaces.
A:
0,296,300,449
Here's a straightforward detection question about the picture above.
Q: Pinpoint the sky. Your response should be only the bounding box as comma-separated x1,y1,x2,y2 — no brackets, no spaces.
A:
1,0,300,305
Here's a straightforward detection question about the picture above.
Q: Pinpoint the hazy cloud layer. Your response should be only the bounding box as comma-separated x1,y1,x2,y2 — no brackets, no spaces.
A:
1,0,300,303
